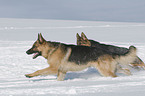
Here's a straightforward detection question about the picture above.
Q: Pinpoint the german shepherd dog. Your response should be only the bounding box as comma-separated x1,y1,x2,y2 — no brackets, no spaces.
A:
25,33,137,81
77,32,145,69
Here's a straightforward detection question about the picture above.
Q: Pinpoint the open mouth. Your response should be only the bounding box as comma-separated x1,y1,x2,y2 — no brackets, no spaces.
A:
32,52,41,59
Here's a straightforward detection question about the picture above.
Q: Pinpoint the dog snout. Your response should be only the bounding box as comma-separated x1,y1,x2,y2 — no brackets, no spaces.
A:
26,48,33,55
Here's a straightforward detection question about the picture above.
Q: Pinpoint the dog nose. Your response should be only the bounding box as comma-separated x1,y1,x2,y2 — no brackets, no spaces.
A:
26,50,29,54
26,49,32,54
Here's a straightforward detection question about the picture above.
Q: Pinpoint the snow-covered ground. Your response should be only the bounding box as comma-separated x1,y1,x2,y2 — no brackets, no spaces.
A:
0,18,145,96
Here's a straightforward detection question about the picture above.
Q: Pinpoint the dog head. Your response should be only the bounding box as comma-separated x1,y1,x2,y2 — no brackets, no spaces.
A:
26,33,47,59
76,32,91,46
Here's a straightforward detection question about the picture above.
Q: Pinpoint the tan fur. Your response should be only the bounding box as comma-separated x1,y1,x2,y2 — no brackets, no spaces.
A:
26,33,136,81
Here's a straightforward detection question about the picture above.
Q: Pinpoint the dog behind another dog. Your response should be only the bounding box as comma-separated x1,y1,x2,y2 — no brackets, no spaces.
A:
25,33,137,81
77,32,145,69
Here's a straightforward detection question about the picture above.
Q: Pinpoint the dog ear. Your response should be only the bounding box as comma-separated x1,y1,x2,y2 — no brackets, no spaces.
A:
76,33,82,45
81,32,88,40
38,33,46,44
76,33,81,40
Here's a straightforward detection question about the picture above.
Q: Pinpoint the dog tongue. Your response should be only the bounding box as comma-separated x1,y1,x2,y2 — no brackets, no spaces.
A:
33,53,39,59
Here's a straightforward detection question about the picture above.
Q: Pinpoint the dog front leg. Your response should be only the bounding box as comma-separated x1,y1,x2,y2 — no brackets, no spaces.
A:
57,69,66,81
25,67,58,78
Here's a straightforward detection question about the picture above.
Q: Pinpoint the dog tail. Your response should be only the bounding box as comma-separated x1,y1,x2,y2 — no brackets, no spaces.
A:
117,45,137,66
128,46,137,56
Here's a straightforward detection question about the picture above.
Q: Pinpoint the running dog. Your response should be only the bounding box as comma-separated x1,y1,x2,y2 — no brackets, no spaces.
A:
25,33,136,81
77,32,145,69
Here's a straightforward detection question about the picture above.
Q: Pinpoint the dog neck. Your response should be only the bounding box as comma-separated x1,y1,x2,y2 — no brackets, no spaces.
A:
46,43,61,59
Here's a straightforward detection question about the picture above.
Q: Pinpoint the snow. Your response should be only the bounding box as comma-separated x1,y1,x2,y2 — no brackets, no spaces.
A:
0,18,145,96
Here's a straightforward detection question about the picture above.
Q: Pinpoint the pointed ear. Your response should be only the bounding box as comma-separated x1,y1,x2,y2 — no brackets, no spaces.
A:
81,32,88,40
76,33,82,45
38,33,46,44
76,33,81,40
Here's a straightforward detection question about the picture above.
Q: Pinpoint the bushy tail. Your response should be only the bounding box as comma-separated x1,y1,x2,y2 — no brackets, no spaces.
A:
117,45,137,66
128,46,137,55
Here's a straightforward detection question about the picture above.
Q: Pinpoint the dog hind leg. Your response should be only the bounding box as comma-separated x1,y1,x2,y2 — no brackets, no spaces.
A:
129,56,145,70
57,69,66,81
92,57,117,77
97,68,117,77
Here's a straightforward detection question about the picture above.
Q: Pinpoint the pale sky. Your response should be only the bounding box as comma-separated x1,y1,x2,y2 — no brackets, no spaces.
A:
0,0,145,22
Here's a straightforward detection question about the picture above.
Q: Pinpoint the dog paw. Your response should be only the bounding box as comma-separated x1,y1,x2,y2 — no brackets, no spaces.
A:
25,74,33,78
